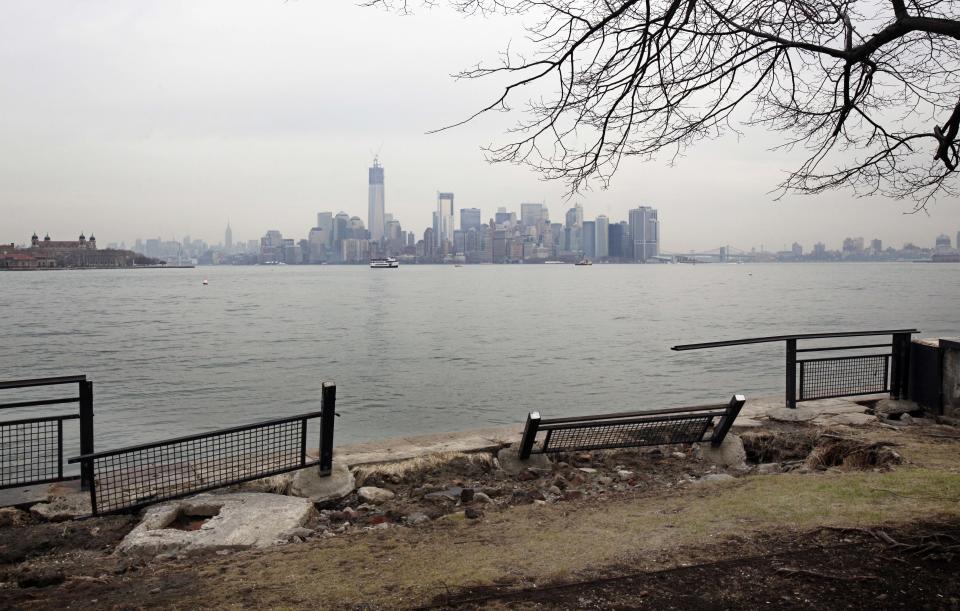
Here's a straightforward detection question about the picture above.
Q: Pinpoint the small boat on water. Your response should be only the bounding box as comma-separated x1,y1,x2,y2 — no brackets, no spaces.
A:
575,258,593,266
370,257,399,269
202,278,209,285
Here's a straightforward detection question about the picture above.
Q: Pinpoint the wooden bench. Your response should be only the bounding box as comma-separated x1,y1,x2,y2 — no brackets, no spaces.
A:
517,395,746,459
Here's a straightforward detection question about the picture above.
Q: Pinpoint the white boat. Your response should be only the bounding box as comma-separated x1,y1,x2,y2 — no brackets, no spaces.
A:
575,258,593,266
370,257,399,269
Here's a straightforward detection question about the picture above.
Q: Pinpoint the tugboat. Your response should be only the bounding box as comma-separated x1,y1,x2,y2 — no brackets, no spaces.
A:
370,257,399,269
575,258,593,266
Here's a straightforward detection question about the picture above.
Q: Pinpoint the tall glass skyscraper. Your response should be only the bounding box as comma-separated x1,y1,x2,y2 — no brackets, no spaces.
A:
368,157,385,242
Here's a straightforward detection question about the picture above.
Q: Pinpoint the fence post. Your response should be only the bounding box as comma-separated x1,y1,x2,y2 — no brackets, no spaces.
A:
890,332,911,400
318,383,336,476
786,339,797,408
518,412,541,460
79,380,94,490
712,395,746,446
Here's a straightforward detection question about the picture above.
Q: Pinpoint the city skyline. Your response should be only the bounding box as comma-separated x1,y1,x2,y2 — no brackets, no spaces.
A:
3,2,960,253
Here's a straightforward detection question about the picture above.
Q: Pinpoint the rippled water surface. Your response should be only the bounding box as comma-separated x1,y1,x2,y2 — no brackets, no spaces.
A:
1,263,957,452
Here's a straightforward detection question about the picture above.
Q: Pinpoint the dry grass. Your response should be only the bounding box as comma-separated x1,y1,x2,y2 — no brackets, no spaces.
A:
805,438,902,471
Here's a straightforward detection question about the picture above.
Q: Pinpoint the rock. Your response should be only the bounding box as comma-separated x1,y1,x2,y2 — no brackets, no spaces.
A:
616,470,634,481
552,477,568,490
497,446,552,475
289,462,355,506
280,526,314,541
757,463,782,475
575,453,592,463
0,507,30,528
29,493,91,521
813,412,877,427
547,485,562,495
424,487,463,502
577,467,598,474
473,492,494,504
357,486,395,504
406,512,430,525
117,493,316,558
562,490,584,501
464,507,483,520
16,568,65,589
767,408,817,422
343,507,359,521
900,414,914,424
671,451,686,459
459,488,475,503
597,476,613,486
533,500,547,506
875,398,920,416
696,434,748,470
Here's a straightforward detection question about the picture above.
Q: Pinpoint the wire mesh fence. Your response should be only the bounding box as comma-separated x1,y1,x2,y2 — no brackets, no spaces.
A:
799,354,890,401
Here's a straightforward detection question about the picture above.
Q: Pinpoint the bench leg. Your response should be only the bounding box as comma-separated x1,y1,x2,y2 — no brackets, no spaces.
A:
518,412,541,460
711,395,746,446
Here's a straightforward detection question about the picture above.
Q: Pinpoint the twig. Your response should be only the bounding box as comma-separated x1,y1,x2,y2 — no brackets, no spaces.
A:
776,567,878,581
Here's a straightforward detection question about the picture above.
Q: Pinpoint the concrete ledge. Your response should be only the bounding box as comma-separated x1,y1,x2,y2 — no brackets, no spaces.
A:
310,425,523,467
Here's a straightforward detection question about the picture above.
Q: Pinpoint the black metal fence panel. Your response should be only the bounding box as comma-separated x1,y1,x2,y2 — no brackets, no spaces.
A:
0,376,92,490
540,413,714,454
73,413,325,515
0,415,77,489
519,396,745,459
799,354,890,401
71,382,336,515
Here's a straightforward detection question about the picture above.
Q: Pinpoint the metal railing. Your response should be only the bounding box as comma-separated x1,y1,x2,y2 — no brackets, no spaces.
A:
69,382,336,515
672,329,917,408
0,375,94,490
518,395,745,459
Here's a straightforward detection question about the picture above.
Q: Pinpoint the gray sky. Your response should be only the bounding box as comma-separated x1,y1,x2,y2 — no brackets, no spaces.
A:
2,0,958,252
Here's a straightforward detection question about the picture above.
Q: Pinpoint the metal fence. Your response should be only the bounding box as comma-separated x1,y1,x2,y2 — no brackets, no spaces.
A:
70,382,335,515
673,329,916,408
0,376,94,490
799,354,890,401
519,396,745,459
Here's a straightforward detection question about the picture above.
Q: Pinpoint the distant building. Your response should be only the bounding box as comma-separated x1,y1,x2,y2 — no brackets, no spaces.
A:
935,234,952,252
460,208,482,233
792,242,803,258
520,203,546,229
260,230,284,263
595,215,609,259
368,158,385,242
629,206,659,262
842,237,865,253
437,192,454,247
224,222,233,251
582,220,596,259
2,233,141,269
870,238,882,254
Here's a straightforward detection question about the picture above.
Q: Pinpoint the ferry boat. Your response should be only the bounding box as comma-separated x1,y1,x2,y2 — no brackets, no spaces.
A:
370,257,399,269
575,258,593,266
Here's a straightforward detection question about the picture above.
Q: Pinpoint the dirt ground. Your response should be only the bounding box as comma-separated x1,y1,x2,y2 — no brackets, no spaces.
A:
3,419,960,609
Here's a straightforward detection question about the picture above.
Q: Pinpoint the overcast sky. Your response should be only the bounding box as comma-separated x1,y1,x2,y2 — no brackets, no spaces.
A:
2,0,958,252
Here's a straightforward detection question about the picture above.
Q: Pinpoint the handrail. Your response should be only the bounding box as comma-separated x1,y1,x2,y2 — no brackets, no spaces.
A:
0,397,81,410
69,410,324,463
671,329,919,351
538,402,730,425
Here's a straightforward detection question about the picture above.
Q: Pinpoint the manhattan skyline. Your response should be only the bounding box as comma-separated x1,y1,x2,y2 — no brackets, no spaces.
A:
2,1,960,252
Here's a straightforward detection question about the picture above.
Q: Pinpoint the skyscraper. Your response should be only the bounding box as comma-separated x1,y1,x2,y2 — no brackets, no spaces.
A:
582,220,596,258
368,157,385,242
595,215,609,259
437,192,454,247
317,212,334,248
224,221,232,251
629,206,659,262
460,208,482,232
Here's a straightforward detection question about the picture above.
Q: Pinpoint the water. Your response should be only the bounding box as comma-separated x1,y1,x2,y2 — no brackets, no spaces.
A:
1,263,957,453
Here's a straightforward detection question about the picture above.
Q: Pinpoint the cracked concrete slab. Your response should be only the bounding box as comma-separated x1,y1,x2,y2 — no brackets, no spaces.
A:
117,493,316,558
